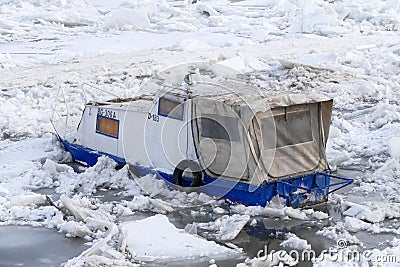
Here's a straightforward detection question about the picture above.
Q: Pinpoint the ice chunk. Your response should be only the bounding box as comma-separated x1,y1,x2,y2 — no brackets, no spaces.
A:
284,208,309,220
196,3,219,17
64,254,133,267
6,194,46,208
230,199,310,220
312,211,329,220
295,52,337,69
213,207,227,214
60,194,91,221
237,250,298,266
59,221,92,238
59,194,115,227
286,0,337,34
344,51,372,72
124,195,173,214
384,0,400,10
55,156,132,196
280,233,311,250
0,186,9,197
104,7,151,30
190,214,250,241
232,0,280,8
344,216,371,232
317,223,361,245
230,204,285,218
329,126,342,139
177,39,212,52
0,138,56,164
388,137,400,158
212,56,246,77
121,214,241,261
342,201,386,223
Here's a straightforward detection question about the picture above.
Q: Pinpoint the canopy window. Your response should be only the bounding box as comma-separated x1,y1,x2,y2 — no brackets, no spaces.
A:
200,115,241,142
193,98,251,180
192,95,333,182
262,109,313,149
252,101,332,179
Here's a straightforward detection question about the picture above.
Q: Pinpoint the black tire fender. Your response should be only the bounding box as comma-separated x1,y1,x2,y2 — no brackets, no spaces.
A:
172,160,203,187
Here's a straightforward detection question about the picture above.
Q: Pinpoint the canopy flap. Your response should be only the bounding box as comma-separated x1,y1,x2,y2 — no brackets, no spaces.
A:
251,100,332,179
192,94,333,181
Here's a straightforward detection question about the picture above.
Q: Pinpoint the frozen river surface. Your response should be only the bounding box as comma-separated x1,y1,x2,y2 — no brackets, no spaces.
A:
1,168,399,267
1,0,400,266
0,226,86,267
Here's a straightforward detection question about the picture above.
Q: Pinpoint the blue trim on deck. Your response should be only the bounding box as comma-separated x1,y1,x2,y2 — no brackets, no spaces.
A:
60,139,353,208
61,140,126,166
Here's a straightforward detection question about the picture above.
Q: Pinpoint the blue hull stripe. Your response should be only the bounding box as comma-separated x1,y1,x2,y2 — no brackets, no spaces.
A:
60,139,352,208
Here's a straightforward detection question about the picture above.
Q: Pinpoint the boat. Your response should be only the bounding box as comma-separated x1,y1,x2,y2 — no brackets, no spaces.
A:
52,67,352,208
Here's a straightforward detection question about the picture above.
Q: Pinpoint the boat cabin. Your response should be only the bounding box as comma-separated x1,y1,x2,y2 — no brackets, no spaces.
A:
56,75,352,207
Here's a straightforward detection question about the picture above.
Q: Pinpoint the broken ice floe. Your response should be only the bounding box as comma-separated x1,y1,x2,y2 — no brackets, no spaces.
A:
185,214,250,241
120,214,242,262
280,232,311,251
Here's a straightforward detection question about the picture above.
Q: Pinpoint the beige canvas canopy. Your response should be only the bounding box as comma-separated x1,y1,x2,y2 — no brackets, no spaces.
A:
192,93,333,184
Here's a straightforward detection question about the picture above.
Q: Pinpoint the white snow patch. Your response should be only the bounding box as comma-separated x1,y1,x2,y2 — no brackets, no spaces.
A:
236,251,298,267
230,196,314,220
176,39,212,52
104,7,151,30
188,214,250,241
280,232,311,251
0,186,9,197
343,216,371,233
317,223,361,245
342,201,388,223
5,194,47,208
213,207,227,214
1,0,400,265
212,56,245,77
59,221,92,238
329,126,342,139
312,211,329,220
121,214,241,261
388,137,400,158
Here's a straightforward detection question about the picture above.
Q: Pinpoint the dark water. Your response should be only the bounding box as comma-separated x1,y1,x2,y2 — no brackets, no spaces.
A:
2,168,397,267
0,226,86,267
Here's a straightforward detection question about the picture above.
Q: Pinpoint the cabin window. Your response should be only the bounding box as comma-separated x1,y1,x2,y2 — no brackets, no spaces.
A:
262,109,312,149
200,115,241,142
158,97,184,120
96,116,119,138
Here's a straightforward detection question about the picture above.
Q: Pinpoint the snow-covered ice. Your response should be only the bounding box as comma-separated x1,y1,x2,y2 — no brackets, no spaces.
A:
237,250,298,267
1,0,400,265
186,214,250,241
280,232,311,251
120,214,242,261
